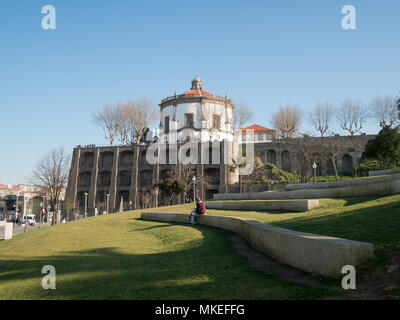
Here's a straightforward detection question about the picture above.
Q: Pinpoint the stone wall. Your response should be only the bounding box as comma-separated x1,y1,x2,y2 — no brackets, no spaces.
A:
214,177,400,200
205,199,319,212
253,135,375,176
141,212,374,278
369,169,400,176
66,141,237,213
286,174,400,191
0,221,13,240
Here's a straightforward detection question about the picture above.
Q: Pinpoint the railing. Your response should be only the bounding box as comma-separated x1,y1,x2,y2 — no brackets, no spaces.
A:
161,94,233,104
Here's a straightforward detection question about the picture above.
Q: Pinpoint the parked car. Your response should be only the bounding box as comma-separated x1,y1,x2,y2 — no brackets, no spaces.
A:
23,214,37,226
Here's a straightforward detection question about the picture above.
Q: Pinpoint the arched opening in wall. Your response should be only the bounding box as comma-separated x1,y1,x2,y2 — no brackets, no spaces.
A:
76,192,85,211
79,152,94,169
281,150,291,172
119,151,134,167
160,169,173,180
266,150,277,165
326,159,337,176
139,170,153,188
312,153,322,176
342,154,354,173
118,171,131,187
78,172,91,187
139,149,148,165
139,190,153,209
205,189,218,200
100,152,114,168
204,168,220,185
117,191,130,210
95,191,107,212
97,171,112,187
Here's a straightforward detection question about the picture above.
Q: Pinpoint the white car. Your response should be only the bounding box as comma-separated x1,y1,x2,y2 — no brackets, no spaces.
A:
23,214,37,226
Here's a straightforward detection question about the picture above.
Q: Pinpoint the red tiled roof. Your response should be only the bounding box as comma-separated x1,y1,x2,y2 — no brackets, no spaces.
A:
181,89,216,98
242,124,275,132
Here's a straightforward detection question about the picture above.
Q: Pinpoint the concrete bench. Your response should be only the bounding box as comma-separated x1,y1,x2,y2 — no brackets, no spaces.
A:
141,212,374,278
369,169,400,177
205,200,319,212
286,173,400,191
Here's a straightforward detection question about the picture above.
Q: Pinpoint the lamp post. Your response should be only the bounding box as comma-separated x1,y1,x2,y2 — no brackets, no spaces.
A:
84,192,88,218
24,196,28,233
106,193,110,214
192,176,197,202
312,162,317,183
15,193,19,221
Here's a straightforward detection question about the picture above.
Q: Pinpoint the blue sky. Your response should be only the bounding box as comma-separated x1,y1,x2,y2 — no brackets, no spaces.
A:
1,0,399,184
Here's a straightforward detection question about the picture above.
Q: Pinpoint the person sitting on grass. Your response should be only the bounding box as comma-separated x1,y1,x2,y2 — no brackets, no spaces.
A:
188,196,206,225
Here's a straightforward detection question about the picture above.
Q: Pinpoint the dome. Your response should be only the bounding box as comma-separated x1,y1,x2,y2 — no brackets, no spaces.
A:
191,76,202,90
182,77,216,98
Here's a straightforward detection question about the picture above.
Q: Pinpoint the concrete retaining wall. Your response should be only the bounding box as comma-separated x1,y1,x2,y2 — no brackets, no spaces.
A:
214,178,400,200
0,221,13,240
141,212,374,278
369,169,400,177
286,174,400,191
205,200,319,212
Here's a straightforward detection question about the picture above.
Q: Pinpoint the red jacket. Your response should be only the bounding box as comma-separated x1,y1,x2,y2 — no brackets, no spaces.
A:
196,201,206,215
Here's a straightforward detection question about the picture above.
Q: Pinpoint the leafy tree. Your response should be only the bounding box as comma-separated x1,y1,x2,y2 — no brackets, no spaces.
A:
63,198,75,222
152,178,187,206
363,126,400,169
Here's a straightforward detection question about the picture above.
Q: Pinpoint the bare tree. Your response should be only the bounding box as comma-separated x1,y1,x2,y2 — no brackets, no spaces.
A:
369,95,398,128
180,163,201,201
293,135,320,182
139,191,153,209
31,148,70,225
93,98,158,146
125,97,158,144
272,104,302,139
92,103,123,146
336,99,365,135
322,134,350,181
233,102,254,129
309,102,334,137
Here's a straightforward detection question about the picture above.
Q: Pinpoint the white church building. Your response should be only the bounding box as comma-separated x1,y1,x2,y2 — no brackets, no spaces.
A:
158,77,235,143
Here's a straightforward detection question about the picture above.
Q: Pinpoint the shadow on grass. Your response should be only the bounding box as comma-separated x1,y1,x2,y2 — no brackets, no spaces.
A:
0,222,335,300
341,195,387,207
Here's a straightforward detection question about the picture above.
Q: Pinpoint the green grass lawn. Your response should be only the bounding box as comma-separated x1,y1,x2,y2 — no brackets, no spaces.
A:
0,208,335,300
1,194,399,300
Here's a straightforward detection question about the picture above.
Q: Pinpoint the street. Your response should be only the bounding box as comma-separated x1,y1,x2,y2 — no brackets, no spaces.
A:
12,223,41,236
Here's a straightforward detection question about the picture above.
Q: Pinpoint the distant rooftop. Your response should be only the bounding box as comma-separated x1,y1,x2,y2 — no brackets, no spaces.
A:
242,124,275,132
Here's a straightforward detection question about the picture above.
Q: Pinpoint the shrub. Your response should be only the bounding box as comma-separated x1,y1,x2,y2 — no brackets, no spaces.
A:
363,126,400,169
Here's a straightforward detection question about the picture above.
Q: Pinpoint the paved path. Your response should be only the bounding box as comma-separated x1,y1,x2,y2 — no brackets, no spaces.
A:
12,223,41,235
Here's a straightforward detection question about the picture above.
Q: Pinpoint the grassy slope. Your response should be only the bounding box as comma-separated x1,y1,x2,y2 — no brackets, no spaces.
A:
1,194,398,300
162,195,400,259
0,209,334,300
